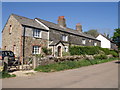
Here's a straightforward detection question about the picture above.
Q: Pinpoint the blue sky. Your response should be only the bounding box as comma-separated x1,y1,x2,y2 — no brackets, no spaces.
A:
1,2,118,47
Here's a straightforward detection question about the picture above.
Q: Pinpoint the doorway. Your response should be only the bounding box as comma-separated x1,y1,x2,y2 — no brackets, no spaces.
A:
58,46,62,57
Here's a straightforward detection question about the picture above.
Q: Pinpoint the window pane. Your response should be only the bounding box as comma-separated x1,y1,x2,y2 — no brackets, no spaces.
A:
33,29,41,38
33,46,40,54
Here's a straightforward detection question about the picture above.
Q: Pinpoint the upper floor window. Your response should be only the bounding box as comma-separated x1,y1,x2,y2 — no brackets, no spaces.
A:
82,39,86,45
9,25,12,34
32,46,41,54
33,29,41,38
89,39,92,43
62,35,68,41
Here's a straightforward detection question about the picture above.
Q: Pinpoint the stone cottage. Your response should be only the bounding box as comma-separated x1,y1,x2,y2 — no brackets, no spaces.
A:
2,14,101,59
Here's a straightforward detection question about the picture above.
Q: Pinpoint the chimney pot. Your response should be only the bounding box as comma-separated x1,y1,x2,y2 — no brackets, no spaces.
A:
76,23,82,32
58,16,66,27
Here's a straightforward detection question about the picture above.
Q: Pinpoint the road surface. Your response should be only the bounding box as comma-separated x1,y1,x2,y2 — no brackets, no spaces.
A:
2,60,119,88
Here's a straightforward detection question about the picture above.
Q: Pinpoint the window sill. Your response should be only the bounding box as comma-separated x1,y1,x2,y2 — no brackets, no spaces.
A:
33,37,42,39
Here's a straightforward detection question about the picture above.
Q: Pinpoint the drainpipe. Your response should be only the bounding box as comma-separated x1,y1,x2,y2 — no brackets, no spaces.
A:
22,26,26,63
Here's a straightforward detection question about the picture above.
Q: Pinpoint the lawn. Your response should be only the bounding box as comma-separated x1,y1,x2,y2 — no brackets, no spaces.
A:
34,58,118,72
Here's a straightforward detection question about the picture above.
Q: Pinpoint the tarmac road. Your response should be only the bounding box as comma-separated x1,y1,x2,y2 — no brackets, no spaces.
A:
2,60,119,88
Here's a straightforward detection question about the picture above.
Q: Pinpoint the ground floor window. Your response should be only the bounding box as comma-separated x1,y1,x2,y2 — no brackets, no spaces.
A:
33,46,41,54
64,46,68,52
94,42,97,46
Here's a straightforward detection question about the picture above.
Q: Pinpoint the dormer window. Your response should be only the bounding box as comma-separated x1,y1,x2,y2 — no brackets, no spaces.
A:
62,35,68,41
33,29,41,38
82,39,86,45
9,25,12,34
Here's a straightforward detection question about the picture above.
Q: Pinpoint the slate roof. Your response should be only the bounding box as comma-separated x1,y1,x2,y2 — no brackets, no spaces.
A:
36,18,98,40
98,34,115,43
12,14,47,30
49,40,65,46
11,14,99,41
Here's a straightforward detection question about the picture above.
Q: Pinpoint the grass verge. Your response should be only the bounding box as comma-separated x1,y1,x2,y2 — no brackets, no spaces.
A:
34,58,118,72
0,72,16,79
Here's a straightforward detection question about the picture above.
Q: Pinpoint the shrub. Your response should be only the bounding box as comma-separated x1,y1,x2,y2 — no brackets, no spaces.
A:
62,52,70,56
99,48,110,55
42,47,52,55
94,54,107,60
110,50,119,57
69,46,100,55
34,54,44,58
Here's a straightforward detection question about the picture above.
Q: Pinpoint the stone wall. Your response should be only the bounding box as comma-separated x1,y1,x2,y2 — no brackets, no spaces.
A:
23,26,49,57
2,15,23,57
49,28,101,47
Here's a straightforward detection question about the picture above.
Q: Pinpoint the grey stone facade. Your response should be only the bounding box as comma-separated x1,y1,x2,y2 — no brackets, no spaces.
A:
2,14,49,60
2,15,23,57
2,14,101,59
49,28,100,47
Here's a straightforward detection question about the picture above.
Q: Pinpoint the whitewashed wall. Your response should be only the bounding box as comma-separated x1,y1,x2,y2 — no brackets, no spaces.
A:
96,34,111,49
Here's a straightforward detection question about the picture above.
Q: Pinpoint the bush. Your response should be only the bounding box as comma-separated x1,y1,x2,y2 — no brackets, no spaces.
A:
42,47,52,55
99,48,110,55
94,54,107,60
110,50,119,57
62,52,70,56
69,46,100,55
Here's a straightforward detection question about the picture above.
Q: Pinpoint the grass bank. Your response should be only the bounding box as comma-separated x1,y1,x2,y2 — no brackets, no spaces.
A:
34,58,118,72
0,72,16,79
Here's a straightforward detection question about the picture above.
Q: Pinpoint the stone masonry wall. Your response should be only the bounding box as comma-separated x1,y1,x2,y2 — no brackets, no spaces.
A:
2,15,23,57
23,26,49,57
49,28,101,47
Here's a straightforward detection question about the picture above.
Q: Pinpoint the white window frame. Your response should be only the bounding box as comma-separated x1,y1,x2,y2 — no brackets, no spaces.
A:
62,35,68,41
82,39,86,45
9,25,12,34
94,42,97,46
33,29,41,38
33,46,41,54
64,46,68,52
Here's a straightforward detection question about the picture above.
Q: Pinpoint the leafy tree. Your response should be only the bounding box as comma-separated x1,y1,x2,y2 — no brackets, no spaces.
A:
84,29,99,37
113,28,120,50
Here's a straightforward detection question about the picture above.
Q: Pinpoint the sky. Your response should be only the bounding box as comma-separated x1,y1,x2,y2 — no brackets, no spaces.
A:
0,2,118,48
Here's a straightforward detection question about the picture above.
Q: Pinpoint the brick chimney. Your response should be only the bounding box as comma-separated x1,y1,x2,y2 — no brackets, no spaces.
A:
76,23,82,32
58,16,66,27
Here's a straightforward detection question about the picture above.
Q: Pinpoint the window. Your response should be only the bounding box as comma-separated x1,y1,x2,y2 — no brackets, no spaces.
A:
82,39,86,44
94,42,97,46
62,35,68,41
33,29,41,38
89,40,92,42
64,46,68,52
9,25,12,34
33,46,41,54
13,45,16,55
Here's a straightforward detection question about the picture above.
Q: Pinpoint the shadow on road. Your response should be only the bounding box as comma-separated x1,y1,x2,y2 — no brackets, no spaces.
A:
115,61,120,64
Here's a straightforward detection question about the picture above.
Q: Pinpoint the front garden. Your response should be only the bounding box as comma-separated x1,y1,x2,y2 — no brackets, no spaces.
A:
35,46,119,72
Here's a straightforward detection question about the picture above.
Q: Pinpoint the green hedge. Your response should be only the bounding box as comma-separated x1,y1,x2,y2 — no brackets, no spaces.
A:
69,46,100,55
69,46,118,57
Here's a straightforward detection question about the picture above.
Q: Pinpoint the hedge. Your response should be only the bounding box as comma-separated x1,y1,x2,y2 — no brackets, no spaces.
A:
69,46,118,57
69,46,100,55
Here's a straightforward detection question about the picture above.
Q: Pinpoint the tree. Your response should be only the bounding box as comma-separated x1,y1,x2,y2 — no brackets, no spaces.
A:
113,28,120,50
84,29,99,37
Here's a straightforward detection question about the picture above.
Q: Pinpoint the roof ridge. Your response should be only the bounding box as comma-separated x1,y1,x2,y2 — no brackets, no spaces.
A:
35,18,58,25
12,13,35,21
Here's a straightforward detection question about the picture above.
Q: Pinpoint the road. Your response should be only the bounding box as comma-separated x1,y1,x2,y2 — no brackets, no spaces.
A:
2,60,119,88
